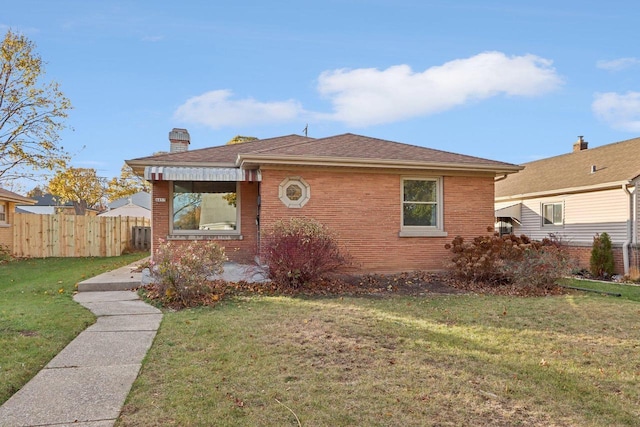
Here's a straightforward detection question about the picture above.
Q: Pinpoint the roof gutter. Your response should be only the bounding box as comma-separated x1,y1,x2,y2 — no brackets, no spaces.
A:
237,154,523,175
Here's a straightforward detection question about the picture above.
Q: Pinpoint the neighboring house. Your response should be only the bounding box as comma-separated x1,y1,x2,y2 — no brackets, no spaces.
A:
99,192,151,219
127,128,521,273
0,188,35,251
17,193,99,216
495,136,640,275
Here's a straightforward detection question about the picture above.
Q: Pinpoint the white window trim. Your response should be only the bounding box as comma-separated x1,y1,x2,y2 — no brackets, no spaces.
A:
169,181,242,236
541,201,564,227
399,177,447,238
0,202,6,225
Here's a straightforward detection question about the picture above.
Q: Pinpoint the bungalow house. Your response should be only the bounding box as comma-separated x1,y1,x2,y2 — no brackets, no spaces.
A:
495,136,640,275
99,192,151,219
0,188,35,252
127,129,521,273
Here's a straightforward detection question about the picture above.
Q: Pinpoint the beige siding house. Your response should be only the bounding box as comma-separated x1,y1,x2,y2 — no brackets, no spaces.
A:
0,188,35,253
495,136,640,275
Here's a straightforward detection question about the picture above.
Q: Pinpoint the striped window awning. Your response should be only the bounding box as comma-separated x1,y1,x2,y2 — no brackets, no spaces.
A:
144,166,261,182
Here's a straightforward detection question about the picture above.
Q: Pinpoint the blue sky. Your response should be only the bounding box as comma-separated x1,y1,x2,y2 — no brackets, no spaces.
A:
4,0,640,188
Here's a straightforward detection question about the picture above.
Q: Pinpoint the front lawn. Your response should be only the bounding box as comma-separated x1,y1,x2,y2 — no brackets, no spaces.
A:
0,253,149,404
118,293,640,426
559,278,640,302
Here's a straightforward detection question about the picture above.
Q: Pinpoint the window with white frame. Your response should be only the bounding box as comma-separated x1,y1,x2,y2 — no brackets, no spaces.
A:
0,202,6,223
542,202,563,226
401,178,445,236
171,181,239,233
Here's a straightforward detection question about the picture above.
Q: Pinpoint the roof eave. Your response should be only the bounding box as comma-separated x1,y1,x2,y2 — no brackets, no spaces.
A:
495,180,633,201
237,154,523,174
126,159,238,177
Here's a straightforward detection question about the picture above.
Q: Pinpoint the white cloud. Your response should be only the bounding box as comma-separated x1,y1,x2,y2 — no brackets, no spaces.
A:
596,57,640,71
592,92,640,132
316,51,563,126
174,52,562,129
173,90,304,129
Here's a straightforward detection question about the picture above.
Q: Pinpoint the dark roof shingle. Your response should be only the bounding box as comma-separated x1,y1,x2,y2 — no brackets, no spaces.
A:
495,137,640,198
129,133,518,171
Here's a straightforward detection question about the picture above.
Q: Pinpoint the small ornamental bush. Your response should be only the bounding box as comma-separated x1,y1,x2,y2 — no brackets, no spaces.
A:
0,244,13,263
501,245,574,289
150,240,227,307
445,228,572,288
590,232,615,278
262,217,350,288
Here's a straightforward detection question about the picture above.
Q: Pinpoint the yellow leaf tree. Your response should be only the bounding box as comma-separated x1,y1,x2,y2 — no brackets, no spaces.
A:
105,164,151,202
0,30,72,184
48,167,105,215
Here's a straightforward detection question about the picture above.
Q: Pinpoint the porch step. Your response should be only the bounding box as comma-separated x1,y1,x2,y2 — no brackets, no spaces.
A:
77,265,143,292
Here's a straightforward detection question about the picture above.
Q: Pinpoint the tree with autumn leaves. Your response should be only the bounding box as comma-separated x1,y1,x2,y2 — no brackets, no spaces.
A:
48,167,105,215
0,29,71,185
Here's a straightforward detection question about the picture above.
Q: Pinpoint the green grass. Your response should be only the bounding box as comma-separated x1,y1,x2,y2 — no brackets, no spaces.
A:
0,252,149,404
118,293,640,426
559,278,640,302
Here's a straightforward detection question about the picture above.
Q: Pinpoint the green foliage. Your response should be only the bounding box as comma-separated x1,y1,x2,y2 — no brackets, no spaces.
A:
445,230,572,288
0,29,71,184
262,217,350,288
150,240,227,308
589,232,615,278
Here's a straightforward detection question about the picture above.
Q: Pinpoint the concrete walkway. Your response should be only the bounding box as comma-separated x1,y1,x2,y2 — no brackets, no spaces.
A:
0,263,161,427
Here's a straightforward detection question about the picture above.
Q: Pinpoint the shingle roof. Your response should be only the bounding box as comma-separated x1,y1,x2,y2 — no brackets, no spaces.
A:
128,133,519,173
0,188,35,204
495,137,640,198
130,135,312,165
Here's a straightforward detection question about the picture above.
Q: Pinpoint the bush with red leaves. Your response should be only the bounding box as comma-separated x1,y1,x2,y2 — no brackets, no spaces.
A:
262,217,351,289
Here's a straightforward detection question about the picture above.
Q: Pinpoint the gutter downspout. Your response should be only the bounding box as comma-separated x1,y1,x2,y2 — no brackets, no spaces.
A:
622,183,632,275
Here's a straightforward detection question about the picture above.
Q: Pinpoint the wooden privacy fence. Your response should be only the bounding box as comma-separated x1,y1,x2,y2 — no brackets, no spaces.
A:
12,213,151,258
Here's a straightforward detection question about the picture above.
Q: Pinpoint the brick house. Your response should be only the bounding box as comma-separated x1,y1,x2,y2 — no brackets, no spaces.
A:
0,188,35,252
127,129,521,273
495,136,640,275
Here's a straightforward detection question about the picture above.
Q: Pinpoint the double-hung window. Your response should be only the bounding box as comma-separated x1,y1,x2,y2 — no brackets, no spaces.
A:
0,202,6,224
400,177,446,237
172,181,239,234
542,202,563,226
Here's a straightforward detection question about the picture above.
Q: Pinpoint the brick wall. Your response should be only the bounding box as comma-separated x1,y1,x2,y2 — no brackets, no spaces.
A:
150,181,258,263
259,168,495,273
565,245,625,275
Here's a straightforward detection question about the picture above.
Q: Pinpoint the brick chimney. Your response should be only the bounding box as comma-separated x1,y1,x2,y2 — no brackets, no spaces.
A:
573,135,588,152
169,128,190,153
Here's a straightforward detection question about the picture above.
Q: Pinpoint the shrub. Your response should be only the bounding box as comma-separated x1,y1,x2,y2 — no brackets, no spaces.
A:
150,240,227,307
0,244,12,263
445,228,572,288
445,229,537,284
262,217,350,288
590,232,615,278
501,245,574,289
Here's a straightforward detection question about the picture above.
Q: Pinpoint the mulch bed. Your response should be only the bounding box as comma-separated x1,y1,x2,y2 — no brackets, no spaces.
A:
141,271,568,310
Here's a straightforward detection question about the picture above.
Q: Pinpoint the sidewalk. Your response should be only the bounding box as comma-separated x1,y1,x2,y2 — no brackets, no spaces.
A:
0,262,161,427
